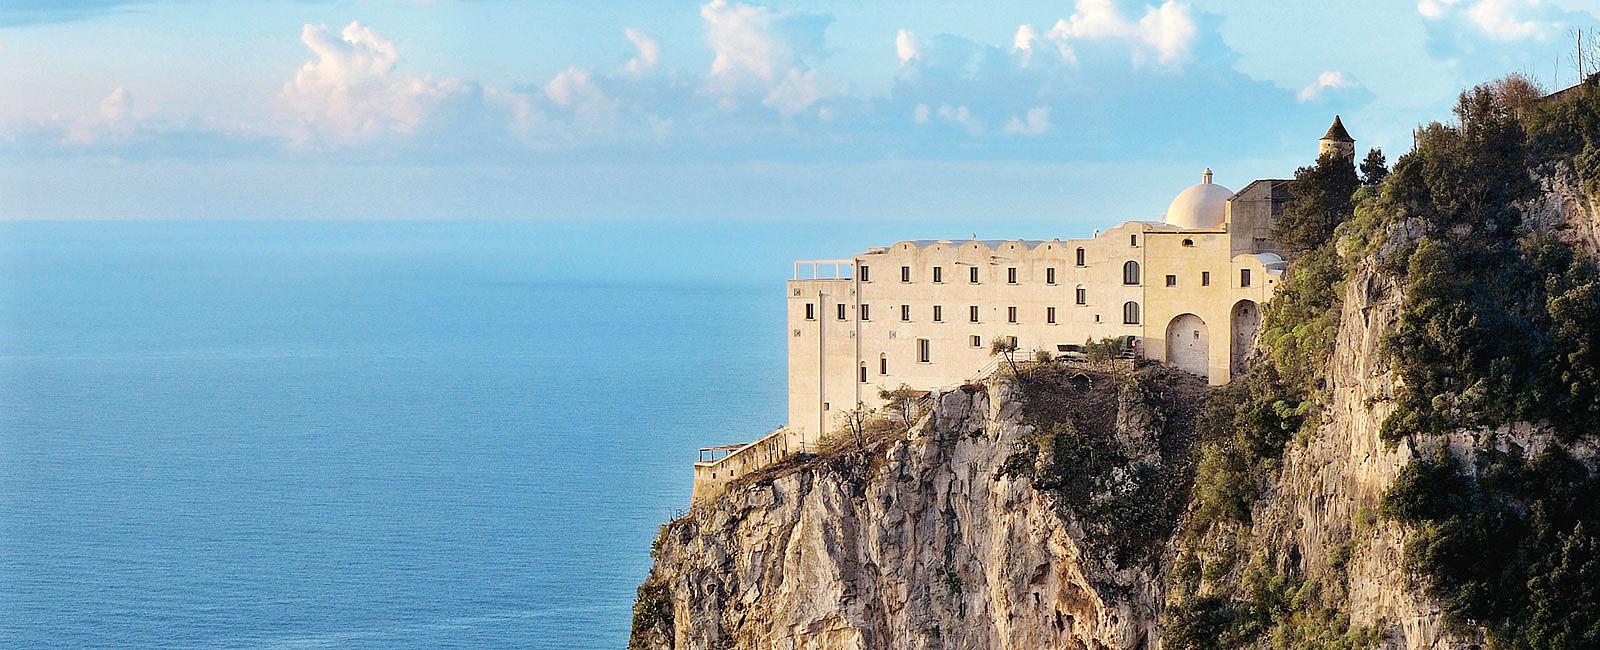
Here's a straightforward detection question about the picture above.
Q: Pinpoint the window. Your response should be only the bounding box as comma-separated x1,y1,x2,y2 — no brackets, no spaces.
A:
918,338,931,363
971,335,982,348
1095,314,1102,323
969,305,979,322
805,303,815,320
1123,301,1140,324
1201,271,1211,287
901,266,911,283
1165,274,1177,287
880,354,887,375
1008,306,1018,323
1008,336,1018,347
1007,267,1018,284
1075,286,1086,305
1182,238,1194,247
859,265,869,282
1046,267,1057,285
838,303,847,320
900,304,911,321
933,305,943,322
933,266,943,283
1047,307,1057,324
860,365,867,382
861,304,871,321
1123,261,1141,285
1241,268,1252,287
1075,247,1085,266
1131,234,1138,247
969,266,979,283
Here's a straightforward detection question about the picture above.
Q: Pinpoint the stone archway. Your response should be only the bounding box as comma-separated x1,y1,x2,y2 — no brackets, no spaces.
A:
1165,313,1209,377
1231,300,1261,378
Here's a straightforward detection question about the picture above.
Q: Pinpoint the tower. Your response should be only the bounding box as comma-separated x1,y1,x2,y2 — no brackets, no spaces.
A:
1318,115,1355,162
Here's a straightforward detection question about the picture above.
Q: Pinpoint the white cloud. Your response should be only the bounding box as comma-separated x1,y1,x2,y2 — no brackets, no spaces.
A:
624,27,661,75
544,67,606,110
935,104,984,135
912,103,931,124
764,69,834,115
1137,2,1196,64
1298,70,1360,102
896,28,921,65
1418,0,1561,40
62,86,154,145
1027,0,1196,66
281,21,473,146
1003,106,1051,136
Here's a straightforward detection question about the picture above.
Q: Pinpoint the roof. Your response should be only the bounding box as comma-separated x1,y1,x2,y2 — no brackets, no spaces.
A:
1321,115,1353,142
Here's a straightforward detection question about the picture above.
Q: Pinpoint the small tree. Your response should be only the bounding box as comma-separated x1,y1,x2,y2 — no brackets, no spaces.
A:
990,336,1020,377
843,402,869,450
1360,147,1388,187
1085,336,1120,364
1272,152,1360,255
879,385,922,431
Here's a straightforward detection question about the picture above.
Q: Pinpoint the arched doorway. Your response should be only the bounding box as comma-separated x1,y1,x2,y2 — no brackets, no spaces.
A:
1231,300,1261,378
1165,313,1209,377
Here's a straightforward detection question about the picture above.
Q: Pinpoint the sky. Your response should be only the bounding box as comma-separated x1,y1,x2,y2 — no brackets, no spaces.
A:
2,0,1598,226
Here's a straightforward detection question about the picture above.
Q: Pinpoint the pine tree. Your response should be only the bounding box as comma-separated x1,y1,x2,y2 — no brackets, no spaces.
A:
1360,147,1388,187
1272,153,1360,255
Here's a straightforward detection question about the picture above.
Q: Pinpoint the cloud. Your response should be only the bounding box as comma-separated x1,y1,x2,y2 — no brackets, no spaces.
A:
1018,0,1196,66
896,29,921,65
699,0,834,105
281,21,476,147
1416,0,1595,84
1420,0,1559,40
1299,70,1361,102
624,28,661,76
1003,107,1052,136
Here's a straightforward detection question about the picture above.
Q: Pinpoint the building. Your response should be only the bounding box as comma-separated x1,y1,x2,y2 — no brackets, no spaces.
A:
691,119,1351,500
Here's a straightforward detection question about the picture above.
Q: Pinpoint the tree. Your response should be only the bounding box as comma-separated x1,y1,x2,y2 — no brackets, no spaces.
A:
1272,153,1360,255
1360,147,1388,187
990,336,1020,377
842,402,869,450
878,385,922,431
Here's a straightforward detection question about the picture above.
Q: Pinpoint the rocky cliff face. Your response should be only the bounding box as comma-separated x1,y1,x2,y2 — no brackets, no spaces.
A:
633,366,1202,650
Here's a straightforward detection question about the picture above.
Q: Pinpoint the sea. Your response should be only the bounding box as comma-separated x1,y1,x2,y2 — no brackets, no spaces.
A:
0,218,1071,649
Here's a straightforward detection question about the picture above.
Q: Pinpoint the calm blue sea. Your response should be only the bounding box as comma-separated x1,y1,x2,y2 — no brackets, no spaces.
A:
0,220,818,649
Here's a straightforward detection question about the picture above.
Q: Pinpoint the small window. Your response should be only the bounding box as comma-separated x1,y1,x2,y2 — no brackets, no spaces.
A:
901,266,911,282
969,266,979,283
805,303,815,320
859,365,867,382
901,304,910,321
1007,306,1018,323
932,305,943,322
1007,267,1018,284
1047,307,1057,324
969,305,979,323
1095,314,1102,323
933,266,943,283
838,303,847,320
861,304,871,321
1075,247,1085,266
1123,261,1141,285
880,354,888,375
1130,234,1138,247
1046,267,1057,285
824,402,829,411
918,338,931,363
1075,286,1086,305
970,335,982,347
1123,301,1140,325
1201,271,1211,287
859,265,869,282
1165,274,1177,287
1241,268,1252,287
1008,336,1018,347
1182,238,1194,247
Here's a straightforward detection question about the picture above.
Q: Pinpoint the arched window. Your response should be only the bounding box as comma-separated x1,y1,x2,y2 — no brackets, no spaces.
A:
879,353,888,375
1123,260,1141,285
1075,247,1086,267
1123,301,1140,324
1075,285,1086,305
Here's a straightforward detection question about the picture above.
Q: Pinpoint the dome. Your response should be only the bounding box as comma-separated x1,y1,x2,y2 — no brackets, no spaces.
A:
1164,168,1232,230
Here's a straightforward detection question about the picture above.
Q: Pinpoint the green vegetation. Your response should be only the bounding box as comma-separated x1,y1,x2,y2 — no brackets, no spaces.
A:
1272,152,1361,255
629,575,674,650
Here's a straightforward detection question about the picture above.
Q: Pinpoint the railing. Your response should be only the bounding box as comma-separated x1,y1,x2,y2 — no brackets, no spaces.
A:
793,259,855,280
692,426,804,502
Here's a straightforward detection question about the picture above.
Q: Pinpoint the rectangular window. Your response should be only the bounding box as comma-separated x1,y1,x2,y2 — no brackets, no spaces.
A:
900,304,910,321
970,335,982,347
901,266,911,282
860,365,868,382
1008,306,1018,323
1076,247,1085,266
969,305,979,322
1076,287,1086,305
1241,268,1252,287
1130,234,1138,247
859,265,870,282
1007,267,1017,284
918,338,931,363
1046,267,1056,284
1047,307,1057,324
880,356,887,375
1008,336,1018,347
1165,274,1177,287
1201,271,1211,286
805,303,815,320
933,305,943,322
838,303,847,320
861,304,871,321
969,266,979,283
933,266,943,283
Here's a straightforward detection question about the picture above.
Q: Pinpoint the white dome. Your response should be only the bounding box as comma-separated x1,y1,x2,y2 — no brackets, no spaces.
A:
1164,169,1232,230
